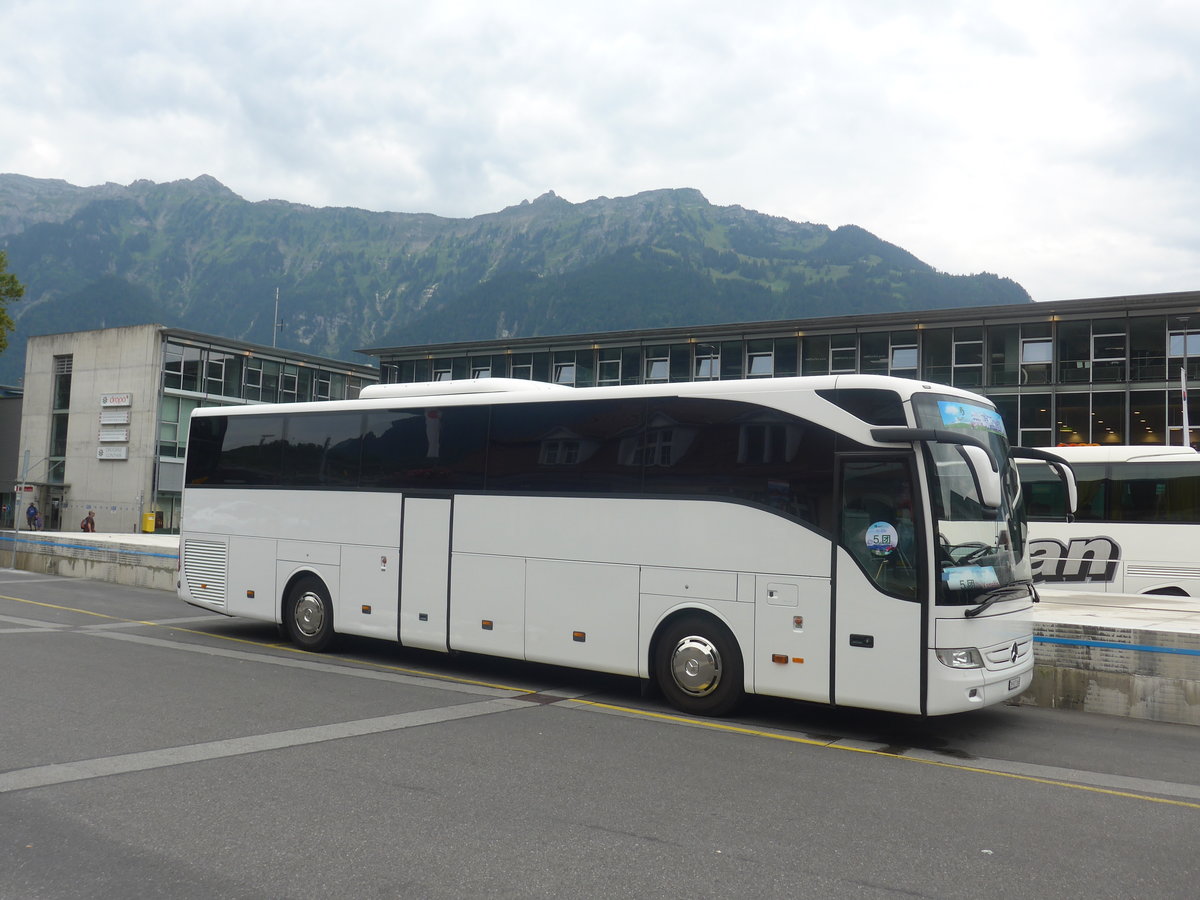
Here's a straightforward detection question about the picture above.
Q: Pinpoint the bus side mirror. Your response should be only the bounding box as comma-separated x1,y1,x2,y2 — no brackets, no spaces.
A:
959,445,1002,510
1049,461,1078,515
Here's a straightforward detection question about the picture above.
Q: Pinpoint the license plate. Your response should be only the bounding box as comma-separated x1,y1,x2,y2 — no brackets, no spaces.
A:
1008,676,1021,690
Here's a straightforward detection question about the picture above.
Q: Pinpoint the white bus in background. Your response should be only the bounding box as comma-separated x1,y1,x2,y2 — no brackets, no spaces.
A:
178,374,1062,717
1017,445,1200,598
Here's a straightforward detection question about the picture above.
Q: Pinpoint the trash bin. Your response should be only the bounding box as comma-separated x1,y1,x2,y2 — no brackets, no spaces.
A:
142,512,157,533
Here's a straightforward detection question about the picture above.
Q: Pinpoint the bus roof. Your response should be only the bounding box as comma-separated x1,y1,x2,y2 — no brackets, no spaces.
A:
191,374,996,419
1019,445,1200,464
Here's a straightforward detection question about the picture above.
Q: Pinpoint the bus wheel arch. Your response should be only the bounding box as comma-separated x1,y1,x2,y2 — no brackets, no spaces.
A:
1143,585,1190,597
283,572,336,652
651,610,745,717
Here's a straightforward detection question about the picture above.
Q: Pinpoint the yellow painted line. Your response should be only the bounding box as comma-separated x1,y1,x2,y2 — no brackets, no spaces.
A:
6,591,1200,809
568,699,1200,810
0,592,536,694
1,594,143,622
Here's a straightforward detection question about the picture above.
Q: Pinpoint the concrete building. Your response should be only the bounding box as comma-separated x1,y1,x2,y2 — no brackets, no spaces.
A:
15,325,377,534
364,290,1200,449
0,385,22,529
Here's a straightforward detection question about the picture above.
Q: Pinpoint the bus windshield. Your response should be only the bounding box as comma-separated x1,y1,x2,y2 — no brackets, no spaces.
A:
912,394,1030,605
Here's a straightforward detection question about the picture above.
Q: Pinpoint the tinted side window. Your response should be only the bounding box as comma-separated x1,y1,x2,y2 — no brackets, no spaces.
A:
281,412,364,487
187,414,285,486
185,415,225,486
1071,464,1108,521
1109,463,1200,523
487,399,646,493
1019,462,1069,520
816,388,907,426
640,397,837,532
361,406,488,490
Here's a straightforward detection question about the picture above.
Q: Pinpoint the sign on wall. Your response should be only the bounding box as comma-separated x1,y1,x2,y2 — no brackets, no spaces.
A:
97,446,128,460
100,393,133,407
99,409,131,425
98,428,131,442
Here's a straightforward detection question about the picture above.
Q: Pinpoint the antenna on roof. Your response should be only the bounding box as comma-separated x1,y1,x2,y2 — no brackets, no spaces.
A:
273,287,283,348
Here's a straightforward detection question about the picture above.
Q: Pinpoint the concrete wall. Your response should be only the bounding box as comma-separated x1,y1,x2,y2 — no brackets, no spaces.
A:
1,531,178,592
1019,621,1200,726
20,325,164,533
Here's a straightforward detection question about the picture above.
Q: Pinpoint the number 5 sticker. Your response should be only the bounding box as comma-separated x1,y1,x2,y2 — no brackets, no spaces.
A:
866,522,898,557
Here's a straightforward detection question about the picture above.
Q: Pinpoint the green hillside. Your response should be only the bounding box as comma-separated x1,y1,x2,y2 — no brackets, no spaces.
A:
0,175,1030,384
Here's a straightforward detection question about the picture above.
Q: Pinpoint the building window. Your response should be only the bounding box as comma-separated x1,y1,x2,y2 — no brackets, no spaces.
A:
952,327,983,387
510,353,533,380
260,360,280,402
746,339,775,378
163,343,202,392
597,349,621,385
1168,317,1200,383
553,351,577,385
279,366,299,402
159,395,202,458
694,344,719,380
472,364,492,379
802,335,830,376
886,333,919,377
644,346,670,382
860,333,889,375
48,355,72,484
1168,330,1200,357
1015,394,1052,447
830,334,857,373
433,360,452,381
1021,340,1053,363
244,360,263,402
1092,321,1127,383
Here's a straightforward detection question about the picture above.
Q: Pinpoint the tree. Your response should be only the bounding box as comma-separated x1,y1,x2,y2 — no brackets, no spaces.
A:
0,250,25,354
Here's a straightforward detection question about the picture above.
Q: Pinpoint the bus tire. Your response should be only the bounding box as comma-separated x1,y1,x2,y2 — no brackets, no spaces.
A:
285,576,335,652
654,614,744,717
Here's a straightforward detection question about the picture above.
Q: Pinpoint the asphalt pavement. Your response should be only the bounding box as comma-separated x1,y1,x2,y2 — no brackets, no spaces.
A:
2,569,1198,899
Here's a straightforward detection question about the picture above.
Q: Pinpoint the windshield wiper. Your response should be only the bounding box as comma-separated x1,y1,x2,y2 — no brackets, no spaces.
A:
964,583,1034,618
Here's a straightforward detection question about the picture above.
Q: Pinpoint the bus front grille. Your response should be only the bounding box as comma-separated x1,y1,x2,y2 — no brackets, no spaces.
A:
183,539,228,607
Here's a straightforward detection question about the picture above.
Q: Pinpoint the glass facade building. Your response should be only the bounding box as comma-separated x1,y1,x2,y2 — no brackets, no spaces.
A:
365,291,1200,449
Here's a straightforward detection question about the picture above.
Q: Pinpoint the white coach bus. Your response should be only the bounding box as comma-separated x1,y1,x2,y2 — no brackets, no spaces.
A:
178,375,1066,717
1018,445,1200,598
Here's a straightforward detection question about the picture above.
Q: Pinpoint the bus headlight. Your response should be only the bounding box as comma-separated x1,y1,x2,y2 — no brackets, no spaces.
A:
936,647,984,669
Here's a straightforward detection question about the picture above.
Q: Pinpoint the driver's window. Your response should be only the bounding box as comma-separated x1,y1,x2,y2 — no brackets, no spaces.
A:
840,458,918,600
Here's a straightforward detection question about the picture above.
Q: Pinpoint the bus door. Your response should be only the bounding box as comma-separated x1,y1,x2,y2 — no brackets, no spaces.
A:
833,455,926,714
398,495,452,651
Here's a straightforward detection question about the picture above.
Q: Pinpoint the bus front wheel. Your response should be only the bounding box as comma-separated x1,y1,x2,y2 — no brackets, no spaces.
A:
285,576,335,652
654,615,744,717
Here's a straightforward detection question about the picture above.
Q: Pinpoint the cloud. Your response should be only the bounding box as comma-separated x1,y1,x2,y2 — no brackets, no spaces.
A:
2,1,1199,301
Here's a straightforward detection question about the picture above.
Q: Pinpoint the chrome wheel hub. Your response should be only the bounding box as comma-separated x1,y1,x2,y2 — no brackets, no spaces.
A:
669,636,721,696
294,592,325,637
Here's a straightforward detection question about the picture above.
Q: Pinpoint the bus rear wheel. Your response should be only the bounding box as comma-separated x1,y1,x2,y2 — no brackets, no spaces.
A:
285,576,335,652
654,615,744,717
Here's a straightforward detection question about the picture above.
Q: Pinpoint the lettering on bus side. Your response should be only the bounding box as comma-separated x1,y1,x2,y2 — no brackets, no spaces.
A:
1028,537,1121,583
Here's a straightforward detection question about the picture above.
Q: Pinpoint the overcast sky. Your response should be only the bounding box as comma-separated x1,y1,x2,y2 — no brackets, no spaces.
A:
2,1,1198,302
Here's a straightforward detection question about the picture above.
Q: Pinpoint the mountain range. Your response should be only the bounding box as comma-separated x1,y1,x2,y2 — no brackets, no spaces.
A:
0,174,1031,385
